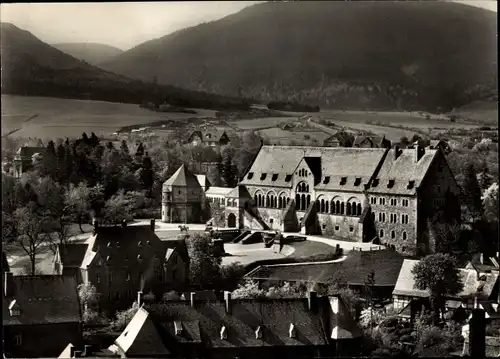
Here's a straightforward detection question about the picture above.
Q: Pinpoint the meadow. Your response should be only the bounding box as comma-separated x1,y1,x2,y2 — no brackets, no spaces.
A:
228,116,299,130
1,95,216,139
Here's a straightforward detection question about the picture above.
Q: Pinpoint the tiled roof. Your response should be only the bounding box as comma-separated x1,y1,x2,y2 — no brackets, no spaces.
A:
247,249,404,287
205,186,233,196
187,130,228,143
393,259,499,299
16,146,46,159
58,244,88,268
239,146,387,190
3,275,81,325
111,307,170,357
148,299,328,348
163,164,202,188
367,148,438,195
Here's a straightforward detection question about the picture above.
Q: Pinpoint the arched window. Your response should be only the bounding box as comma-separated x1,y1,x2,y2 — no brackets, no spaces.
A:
254,194,258,205
274,196,278,208
296,194,301,210
320,199,325,213
357,203,362,216
266,195,270,208
336,201,340,214
287,197,290,204
315,200,320,212
306,195,311,209
402,231,407,240
325,201,329,213
331,200,336,214
391,230,395,239
306,184,309,192
301,194,306,210
340,202,345,214
380,229,384,238
278,197,283,209
346,203,351,215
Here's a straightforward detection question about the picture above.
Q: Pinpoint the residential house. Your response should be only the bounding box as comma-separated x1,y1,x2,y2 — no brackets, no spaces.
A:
246,248,405,302
186,130,231,147
353,135,391,149
13,146,46,178
3,273,83,358
392,259,499,316
107,291,361,358
53,220,189,312
323,131,354,147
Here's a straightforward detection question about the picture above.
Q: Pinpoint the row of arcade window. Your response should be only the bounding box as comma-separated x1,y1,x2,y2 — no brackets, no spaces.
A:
254,193,291,209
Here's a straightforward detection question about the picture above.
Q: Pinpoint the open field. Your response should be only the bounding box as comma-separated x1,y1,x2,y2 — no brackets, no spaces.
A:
1,95,217,139
228,116,299,130
258,127,331,143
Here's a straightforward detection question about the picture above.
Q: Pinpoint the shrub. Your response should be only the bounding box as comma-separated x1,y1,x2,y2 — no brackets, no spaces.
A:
110,302,139,331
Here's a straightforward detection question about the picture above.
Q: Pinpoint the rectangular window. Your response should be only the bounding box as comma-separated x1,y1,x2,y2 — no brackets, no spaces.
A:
335,225,339,231
14,335,22,346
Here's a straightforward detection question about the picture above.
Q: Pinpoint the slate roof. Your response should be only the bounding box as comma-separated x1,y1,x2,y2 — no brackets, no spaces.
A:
15,146,46,159
163,164,202,188
148,299,329,348
205,186,233,196
110,307,170,357
57,244,88,268
393,259,499,299
239,146,387,191
3,275,82,326
367,148,438,195
246,249,404,287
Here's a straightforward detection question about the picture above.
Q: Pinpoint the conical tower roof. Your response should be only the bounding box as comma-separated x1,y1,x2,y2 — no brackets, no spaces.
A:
163,164,201,188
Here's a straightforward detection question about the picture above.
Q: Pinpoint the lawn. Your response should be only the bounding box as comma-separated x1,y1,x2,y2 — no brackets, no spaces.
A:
1,95,216,139
228,116,298,130
258,127,331,142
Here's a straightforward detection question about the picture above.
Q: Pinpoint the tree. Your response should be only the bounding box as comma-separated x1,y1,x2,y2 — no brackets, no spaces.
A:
364,270,376,332
187,233,222,290
65,182,92,233
399,136,410,147
482,182,499,223
209,201,225,227
102,190,134,225
78,283,100,311
478,166,493,192
219,262,246,291
231,279,267,299
411,253,463,324
110,302,140,331
462,163,484,220
14,203,53,275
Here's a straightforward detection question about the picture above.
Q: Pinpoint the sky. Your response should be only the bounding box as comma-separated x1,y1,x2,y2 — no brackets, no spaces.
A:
0,1,496,51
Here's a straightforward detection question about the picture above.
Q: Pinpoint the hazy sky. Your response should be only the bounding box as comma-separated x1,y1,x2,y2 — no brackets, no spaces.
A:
1,1,496,51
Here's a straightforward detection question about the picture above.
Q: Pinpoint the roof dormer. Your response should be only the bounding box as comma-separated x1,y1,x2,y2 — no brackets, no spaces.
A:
220,325,227,340
285,174,292,182
9,299,20,317
387,179,395,188
354,177,362,186
260,173,267,181
289,323,296,338
323,176,330,184
247,172,254,180
340,177,347,185
174,320,183,336
271,173,278,181
407,180,415,189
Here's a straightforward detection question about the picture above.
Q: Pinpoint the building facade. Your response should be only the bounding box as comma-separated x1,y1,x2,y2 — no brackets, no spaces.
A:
53,221,189,312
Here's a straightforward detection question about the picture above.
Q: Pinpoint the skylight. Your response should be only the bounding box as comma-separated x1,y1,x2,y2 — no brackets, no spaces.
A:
407,180,415,189
260,173,267,181
247,172,254,180
354,177,362,186
323,176,330,184
272,173,278,181
285,174,292,182
388,179,395,188
340,177,347,185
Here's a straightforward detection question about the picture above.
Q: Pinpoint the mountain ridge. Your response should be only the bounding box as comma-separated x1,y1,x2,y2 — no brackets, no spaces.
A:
101,1,497,111
52,42,124,66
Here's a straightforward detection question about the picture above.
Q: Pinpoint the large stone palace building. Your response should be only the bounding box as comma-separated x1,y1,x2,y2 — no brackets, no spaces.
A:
162,143,460,256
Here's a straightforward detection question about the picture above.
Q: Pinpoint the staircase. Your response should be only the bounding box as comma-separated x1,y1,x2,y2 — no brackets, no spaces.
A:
240,232,263,244
233,230,251,243
243,208,271,231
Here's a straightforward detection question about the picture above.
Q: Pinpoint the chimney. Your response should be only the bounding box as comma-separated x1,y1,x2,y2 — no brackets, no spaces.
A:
224,291,232,314
82,345,92,357
92,219,98,235
394,145,402,160
308,291,318,312
4,272,13,297
137,291,143,307
190,292,196,308
150,219,155,232
415,145,425,162
469,309,486,358
122,219,127,228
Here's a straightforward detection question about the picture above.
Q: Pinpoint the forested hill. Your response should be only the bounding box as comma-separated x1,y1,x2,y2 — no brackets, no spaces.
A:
52,43,124,66
0,23,249,110
101,1,497,112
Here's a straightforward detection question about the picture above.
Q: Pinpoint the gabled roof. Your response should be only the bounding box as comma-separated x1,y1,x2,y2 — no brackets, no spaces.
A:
110,307,170,357
367,148,438,195
247,249,404,287
57,244,88,268
3,275,81,326
187,130,229,143
195,174,211,189
58,343,75,358
148,298,329,348
239,146,387,190
353,136,386,148
163,164,202,188
393,259,499,299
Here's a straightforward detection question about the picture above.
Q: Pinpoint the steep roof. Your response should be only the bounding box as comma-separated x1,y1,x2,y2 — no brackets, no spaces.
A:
3,275,81,326
367,148,438,195
393,259,499,299
148,299,329,348
57,244,88,268
110,307,170,357
187,130,228,143
353,136,386,147
239,145,387,190
247,249,404,287
195,174,211,189
163,164,202,188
